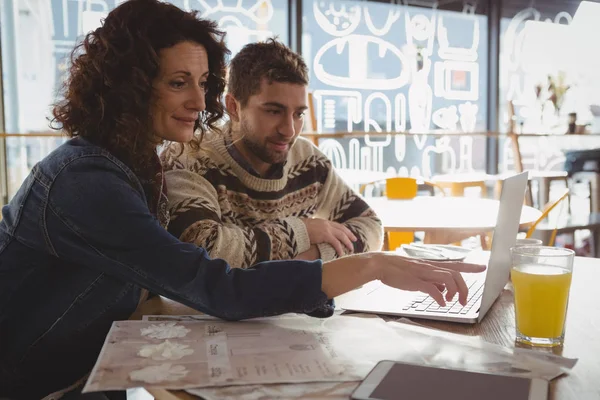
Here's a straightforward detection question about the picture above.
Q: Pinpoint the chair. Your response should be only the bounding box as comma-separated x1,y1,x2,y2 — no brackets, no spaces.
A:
526,188,570,246
430,172,488,197
509,133,570,209
380,177,445,251
303,92,319,147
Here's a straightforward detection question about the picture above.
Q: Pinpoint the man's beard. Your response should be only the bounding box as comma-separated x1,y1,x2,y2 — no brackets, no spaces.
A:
240,120,291,165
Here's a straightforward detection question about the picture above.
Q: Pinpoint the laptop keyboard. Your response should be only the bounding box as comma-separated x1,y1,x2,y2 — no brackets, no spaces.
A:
401,279,484,315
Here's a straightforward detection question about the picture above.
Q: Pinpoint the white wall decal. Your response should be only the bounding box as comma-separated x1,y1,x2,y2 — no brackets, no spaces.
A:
434,60,479,101
313,90,362,132
458,101,478,132
437,14,479,61
313,35,410,90
313,1,361,36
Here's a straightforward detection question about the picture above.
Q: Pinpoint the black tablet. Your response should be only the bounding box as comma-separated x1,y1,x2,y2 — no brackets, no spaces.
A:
351,360,548,400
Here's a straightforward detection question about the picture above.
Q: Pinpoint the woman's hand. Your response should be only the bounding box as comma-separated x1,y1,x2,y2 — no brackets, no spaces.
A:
321,252,486,306
375,254,485,306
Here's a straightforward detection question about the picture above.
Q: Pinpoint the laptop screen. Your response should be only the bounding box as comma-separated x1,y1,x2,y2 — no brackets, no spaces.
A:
477,172,529,320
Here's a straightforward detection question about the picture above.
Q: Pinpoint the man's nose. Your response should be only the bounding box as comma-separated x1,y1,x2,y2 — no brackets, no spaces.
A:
278,114,296,138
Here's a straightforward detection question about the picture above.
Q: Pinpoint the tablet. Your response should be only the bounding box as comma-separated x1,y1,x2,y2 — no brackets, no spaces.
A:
351,360,548,400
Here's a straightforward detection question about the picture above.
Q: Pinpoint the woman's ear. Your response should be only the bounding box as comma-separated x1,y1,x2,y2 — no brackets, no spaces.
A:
225,93,240,122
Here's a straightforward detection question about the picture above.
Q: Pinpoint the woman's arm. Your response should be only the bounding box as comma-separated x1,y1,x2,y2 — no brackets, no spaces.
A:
46,156,328,320
48,156,486,320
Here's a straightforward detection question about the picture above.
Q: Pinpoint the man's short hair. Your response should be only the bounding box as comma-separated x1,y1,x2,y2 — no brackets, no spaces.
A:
227,38,308,107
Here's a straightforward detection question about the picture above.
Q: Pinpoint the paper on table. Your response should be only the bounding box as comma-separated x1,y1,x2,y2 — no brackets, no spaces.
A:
144,314,578,379
84,314,577,395
385,319,577,381
186,316,577,400
145,314,577,380
83,314,413,393
185,381,358,400
142,314,217,322
513,348,578,369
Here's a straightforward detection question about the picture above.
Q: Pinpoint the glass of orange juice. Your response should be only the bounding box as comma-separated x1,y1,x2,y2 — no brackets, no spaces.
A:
510,246,575,347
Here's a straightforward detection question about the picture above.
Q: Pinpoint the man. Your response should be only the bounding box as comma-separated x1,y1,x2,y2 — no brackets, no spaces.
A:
162,39,383,268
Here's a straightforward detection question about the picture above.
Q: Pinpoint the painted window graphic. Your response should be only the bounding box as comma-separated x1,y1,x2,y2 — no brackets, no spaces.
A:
0,0,287,198
303,0,488,177
5,1,596,199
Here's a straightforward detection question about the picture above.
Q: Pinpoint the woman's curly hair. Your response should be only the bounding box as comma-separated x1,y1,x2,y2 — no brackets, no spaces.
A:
52,0,229,178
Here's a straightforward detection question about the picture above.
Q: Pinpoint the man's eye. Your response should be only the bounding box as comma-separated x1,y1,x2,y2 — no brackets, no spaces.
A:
267,110,280,115
296,112,306,119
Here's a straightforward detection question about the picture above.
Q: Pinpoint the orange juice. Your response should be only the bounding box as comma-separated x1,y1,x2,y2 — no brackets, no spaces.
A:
511,264,572,339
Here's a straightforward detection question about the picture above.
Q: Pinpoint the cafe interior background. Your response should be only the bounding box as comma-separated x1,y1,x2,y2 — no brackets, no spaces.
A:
2,0,600,255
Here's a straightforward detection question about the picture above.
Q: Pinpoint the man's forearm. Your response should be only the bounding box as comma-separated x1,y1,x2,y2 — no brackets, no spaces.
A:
294,244,320,261
344,215,384,252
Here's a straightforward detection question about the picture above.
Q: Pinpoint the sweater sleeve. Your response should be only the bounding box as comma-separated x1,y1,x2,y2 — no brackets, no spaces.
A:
313,154,384,261
162,147,311,268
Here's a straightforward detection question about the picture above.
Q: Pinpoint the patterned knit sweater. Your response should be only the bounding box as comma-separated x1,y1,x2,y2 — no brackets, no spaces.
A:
161,132,383,268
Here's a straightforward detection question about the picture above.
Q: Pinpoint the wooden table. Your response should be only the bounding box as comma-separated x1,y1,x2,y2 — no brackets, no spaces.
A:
135,256,599,400
422,256,600,400
366,196,542,245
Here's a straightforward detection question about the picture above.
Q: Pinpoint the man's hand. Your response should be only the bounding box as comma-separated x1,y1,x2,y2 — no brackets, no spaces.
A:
302,218,357,257
294,245,321,261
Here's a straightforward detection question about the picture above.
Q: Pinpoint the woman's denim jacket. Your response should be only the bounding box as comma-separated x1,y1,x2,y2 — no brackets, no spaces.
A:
0,138,329,398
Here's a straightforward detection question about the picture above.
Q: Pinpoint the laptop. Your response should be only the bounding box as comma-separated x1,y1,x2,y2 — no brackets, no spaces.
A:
339,172,529,324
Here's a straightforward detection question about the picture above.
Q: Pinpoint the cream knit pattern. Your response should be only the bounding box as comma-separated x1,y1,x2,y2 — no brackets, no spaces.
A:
161,132,383,268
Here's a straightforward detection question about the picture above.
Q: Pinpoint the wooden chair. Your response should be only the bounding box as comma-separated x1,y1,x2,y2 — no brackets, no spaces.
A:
379,177,445,251
430,172,488,197
425,173,493,248
304,92,319,146
526,188,570,246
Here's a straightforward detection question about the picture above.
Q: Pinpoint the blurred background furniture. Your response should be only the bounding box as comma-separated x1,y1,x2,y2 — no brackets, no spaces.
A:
366,196,541,251
526,188,571,246
510,133,570,208
370,177,446,251
430,173,488,197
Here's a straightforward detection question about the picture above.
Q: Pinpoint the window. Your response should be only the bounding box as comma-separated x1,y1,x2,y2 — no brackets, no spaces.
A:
498,0,600,173
303,0,488,177
0,0,288,198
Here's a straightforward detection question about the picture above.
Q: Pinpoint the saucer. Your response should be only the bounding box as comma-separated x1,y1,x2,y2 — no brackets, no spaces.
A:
399,244,472,261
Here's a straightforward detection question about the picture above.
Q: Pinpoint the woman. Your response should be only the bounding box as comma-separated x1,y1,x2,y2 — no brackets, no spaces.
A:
0,1,484,398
